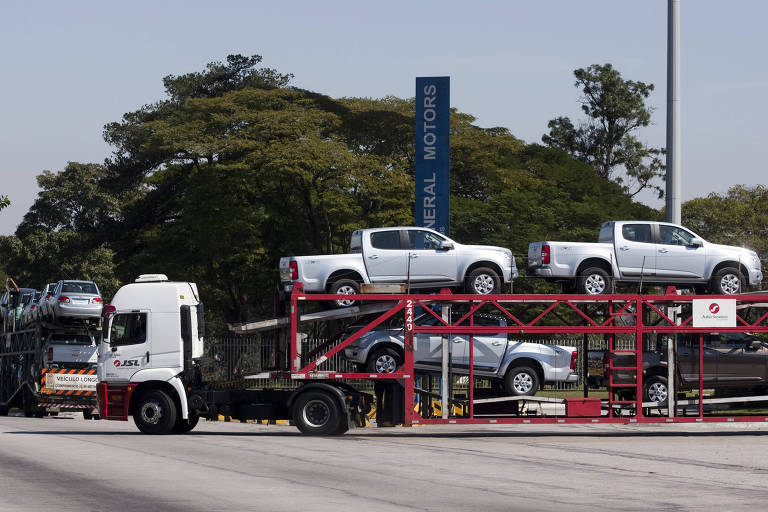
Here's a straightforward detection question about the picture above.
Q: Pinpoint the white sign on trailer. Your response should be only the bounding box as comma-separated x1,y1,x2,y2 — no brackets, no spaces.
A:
692,299,736,327
45,373,98,391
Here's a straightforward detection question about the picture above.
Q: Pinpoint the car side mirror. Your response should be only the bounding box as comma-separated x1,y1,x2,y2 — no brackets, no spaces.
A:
438,241,454,251
689,238,703,248
748,339,762,350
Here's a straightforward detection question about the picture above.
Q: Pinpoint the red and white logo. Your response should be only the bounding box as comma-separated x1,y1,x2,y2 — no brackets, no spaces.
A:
709,303,720,314
113,360,121,367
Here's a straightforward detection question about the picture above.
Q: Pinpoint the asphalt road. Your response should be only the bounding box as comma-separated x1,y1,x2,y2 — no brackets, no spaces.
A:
2,414,768,512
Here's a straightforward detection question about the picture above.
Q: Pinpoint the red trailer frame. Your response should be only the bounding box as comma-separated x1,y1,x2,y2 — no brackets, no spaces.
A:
286,284,768,426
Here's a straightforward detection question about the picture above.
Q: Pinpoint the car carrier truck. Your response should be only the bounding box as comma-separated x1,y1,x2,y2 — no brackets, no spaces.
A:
0,279,100,418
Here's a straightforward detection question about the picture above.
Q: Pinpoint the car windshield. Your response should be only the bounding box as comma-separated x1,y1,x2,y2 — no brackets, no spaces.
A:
61,282,99,295
49,334,93,345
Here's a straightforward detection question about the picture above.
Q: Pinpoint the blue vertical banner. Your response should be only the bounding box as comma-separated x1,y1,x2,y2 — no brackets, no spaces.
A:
415,76,450,236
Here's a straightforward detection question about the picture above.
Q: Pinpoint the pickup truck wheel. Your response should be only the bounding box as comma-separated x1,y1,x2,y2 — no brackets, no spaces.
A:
328,279,360,308
133,389,178,435
504,366,539,396
643,375,668,406
577,267,611,295
465,267,501,295
293,390,344,436
366,348,401,374
711,267,743,295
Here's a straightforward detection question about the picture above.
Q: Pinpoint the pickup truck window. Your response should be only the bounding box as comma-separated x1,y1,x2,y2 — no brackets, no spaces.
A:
350,231,362,253
622,224,653,243
598,223,613,243
370,230,401,250
659,225,695,246
407,230,445,250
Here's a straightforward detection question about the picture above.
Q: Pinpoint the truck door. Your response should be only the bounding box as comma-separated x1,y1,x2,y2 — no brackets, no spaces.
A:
677,334,719,387
404,230,457,282
614,223,656,277
462,315,507,372
364,230,408,282
102,311,150,382
654,225,706,279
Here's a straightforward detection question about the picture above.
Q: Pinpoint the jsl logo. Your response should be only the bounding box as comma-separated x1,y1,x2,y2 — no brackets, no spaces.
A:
709,303,720,314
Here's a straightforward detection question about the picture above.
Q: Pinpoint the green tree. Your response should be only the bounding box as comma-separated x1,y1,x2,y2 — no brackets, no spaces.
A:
542,64,665,198
0,162,121,296
0,195,9,211
683,185,768,272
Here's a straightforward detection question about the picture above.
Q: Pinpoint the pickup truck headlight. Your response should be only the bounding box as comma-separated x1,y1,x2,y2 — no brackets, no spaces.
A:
750,251,761,269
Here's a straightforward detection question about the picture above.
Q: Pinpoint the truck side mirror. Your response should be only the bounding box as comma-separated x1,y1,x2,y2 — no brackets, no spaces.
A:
438,241,454,251
689,238,703,248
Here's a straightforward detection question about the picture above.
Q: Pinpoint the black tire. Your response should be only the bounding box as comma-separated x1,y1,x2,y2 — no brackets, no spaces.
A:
464,267,502,295
23,388,39,418
643,375,669,406
711,267,743,295
366,347,401,374
292,390,345,436
327,279,360,308
576,267,611,295
504,366,539,396
172,413,199,434
133,389,178,435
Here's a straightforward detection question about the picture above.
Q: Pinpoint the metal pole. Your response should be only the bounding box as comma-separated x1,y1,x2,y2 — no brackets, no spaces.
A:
441,305,450,419
665,0,682,224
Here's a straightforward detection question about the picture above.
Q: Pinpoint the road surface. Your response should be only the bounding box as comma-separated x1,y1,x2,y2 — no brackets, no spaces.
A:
2,414,768,511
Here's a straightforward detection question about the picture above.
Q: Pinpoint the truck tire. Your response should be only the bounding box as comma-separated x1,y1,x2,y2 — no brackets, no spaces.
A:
711,267,743,295
366,347,401,374
172,413,199,434
504,366,539,396
133,389,178,435
292,390,345,436
643,375,668,406
327,279,360,308
577,267,611,295
464,267,501,295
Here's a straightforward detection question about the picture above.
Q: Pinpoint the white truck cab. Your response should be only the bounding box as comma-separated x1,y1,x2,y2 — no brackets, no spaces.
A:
97,274,204,431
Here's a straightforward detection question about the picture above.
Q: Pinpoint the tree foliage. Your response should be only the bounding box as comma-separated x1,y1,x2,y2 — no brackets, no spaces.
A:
683,185,768,274
542,64,665,198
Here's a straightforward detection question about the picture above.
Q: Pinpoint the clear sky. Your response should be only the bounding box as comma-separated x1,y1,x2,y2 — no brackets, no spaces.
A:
1,0,766,234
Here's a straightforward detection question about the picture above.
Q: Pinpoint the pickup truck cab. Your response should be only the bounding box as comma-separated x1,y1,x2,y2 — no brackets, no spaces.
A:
528,221,762,295
281,227,517,306
342,310,578,396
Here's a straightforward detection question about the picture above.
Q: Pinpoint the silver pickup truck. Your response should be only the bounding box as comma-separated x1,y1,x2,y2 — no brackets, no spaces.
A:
528,221,762,294
280,227,517,306
342,311,578,396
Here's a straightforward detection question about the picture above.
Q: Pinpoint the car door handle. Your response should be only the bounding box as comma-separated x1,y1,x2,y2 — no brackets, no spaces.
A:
658,248,669,253
409,254,418,259
452,338,464,343
368,255,379,259
620,246,630,251
146,351,150,363
492,341,503,346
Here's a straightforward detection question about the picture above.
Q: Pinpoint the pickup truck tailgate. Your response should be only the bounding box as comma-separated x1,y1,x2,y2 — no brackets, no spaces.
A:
528,242,543,268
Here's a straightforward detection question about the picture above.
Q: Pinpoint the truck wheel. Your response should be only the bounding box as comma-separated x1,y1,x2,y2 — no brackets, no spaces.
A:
643,375,668,406
172,413,199,434
328,279,360,308
577,267,611,295
133,389,178,435
711,267,743,295
504,366,539,396
366,348,401,374
292,390,345,436
465,267,501,295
